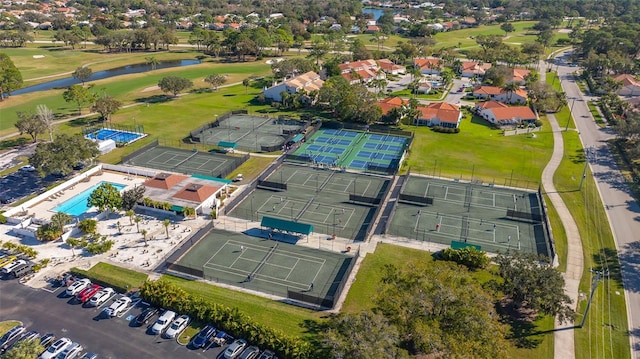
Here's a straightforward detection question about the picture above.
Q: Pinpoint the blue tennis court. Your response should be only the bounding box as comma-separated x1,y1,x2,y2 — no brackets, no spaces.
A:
350,160,368,169
315,137,352,146
85,129,145,144
356,151,399,161
363,143,403,152
368,134,408,144
306,145,344,155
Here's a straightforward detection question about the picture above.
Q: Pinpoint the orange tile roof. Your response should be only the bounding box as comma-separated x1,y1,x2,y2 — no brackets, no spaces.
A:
512,68,531,82
476,100,508,110
461,61,492,74
614,74,640,87
414,57,442,70
144,173,189,190
376,59,405,72
172,183,220,203
473,86,502,95
417,102,460,123
490,106,536,121
338,59,378,73
378,97,408,115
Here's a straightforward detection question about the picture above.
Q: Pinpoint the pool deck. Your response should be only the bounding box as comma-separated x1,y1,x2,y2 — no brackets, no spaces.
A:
26,171,145,221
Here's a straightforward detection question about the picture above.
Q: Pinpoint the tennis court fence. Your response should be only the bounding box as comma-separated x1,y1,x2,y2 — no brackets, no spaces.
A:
398,193,433,206
83,123,145,137
537,186,556,264
257,180,287,191
121,139,159,163
286,247,360,309
506,209,542,222
349,194,381,205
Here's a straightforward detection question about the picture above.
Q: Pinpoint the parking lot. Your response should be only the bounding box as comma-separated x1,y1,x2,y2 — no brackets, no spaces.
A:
0,279,229,359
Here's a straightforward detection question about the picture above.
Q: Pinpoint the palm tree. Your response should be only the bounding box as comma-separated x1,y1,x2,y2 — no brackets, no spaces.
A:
134,216,141,233
141,229,148,246
51,212,72,233
146,56,158,71
116,221,122,234
242,78,251,94
501,82,521,104
163,219,171,239
125,209,134,225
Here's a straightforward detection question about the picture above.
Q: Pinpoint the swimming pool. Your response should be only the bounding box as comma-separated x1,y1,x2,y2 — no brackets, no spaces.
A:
85,129,145,144
53,181,127,216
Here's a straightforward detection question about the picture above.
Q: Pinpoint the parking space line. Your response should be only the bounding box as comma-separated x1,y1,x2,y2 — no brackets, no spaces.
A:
96,294,117,310
117,299,142,318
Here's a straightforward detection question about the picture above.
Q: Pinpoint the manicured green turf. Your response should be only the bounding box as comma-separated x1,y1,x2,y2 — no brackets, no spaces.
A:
160,275,323,337
389,89,446,100
543,193,568,272
404,111,553,189
0,321,20,336
434,21,538,49
553,131,630,359
72,262,148,293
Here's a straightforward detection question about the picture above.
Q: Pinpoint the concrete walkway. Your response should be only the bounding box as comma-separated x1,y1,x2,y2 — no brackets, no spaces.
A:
543,113,584,359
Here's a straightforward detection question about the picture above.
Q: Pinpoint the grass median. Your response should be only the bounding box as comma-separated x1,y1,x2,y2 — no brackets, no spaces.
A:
71,262,148,293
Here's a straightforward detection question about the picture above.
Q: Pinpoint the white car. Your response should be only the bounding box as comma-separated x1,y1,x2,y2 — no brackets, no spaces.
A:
224,339,248,359
88,287,115,307
150,310,176,335
65,278,90,297
1,259,26,274
105,296,132,317
163,314,190,339
55,342,83,359
38,337,71,359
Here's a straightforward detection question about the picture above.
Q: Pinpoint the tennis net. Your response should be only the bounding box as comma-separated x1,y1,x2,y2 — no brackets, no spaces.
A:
248,243,279,281
173,150,200,169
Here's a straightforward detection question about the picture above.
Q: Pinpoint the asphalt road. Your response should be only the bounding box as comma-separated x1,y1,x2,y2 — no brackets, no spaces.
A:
555,54,640,358
0,279,229,359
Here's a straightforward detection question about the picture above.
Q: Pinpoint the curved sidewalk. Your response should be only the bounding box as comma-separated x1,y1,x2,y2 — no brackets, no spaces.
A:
542,113,584,359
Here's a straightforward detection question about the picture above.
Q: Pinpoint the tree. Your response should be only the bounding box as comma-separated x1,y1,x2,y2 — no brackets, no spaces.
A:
87,183,123,218
495,251,575,324
141,229,148,246
50,212,72,233
134,215,141,233
125,209,135,225
91,94,122,121
72,66,92,85
158,76,193,97
323,311,402,359
307,39,329,66
163,219,171,239
204,74,226,91
0,52,23,100
2,337,44,359
242,78,251,94
146,56,158,71
62,84,96,115
36,104,55,142
502,82,521,103
500,22,515,36
29,134,99,177
350,39,372,61
15,111,47,143
376,262,511,357
121,186,145,211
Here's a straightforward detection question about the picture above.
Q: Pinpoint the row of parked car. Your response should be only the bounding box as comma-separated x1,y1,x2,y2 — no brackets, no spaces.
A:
0,323,96,359
57,274,278,359
0,254,34,279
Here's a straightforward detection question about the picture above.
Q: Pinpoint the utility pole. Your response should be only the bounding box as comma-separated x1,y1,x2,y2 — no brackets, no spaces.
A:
579,268,609,328
579,146,593,191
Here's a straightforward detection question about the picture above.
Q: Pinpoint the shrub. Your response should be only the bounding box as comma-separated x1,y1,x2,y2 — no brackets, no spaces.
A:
78,219,98,234
431,126,460,134
439,247,490,270
36,223,62,241
0,213,6,224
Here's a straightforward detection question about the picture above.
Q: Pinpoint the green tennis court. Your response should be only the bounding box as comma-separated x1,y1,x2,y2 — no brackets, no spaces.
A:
387,175,551,256
195,114,306,152
123,145,239,178
176,229,354,301
230,164,390,240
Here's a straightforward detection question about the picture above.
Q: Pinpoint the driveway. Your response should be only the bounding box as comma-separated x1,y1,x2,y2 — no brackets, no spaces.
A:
555,56,640,359
0,279,228,359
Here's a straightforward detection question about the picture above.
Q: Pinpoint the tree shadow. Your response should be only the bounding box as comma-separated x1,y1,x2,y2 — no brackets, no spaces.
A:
0,137,29,150
469,114,498,130
616,240,640,293
498,299,549,349
569,148,586,165
67,117,103,128
134,95,171,104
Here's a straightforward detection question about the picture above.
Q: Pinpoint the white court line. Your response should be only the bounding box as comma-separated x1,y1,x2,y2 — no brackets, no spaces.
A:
205,261,311,290
284,258,300,281
204,239,232,267
424,183,430,198
148,153,182,165
309,260,325,285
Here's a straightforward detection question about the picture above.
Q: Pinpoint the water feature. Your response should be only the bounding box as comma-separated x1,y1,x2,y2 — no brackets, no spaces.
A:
53,181,127,216
363,7,393,20
12,59,201,96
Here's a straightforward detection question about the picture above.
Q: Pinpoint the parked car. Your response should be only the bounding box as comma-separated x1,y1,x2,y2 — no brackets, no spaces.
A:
133,307,159,326
55,342,83,359
65,279,91,297
87,288,115,307
39,334,56,349
257,350,276,359
190,325,216,348
212,331,232,346
8,261,34,278
1,259,26,274
9,330,40,351
79,353,97,359
0,255,17,269
224,339,248,359
76,284,102,304
239,346,261,359
150,310,176,335
38,337,71,359
0,325,26,352
104,296,131,317
164,315,190,339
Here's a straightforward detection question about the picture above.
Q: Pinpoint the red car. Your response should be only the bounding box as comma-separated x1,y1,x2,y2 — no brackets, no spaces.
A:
76,284,102,303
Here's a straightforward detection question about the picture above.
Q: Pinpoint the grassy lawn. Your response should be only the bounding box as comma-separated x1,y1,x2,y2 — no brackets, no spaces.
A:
434,21,538,49
342,242,555,358
553,131,630,359
389,88,447,100
71,262,148,293
0,321,20,336
160,275,323,337
0,60,271,135
404,111,553,189
587,101,606,127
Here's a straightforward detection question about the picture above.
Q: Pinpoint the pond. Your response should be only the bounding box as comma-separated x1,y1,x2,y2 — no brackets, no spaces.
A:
11,59,201,96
